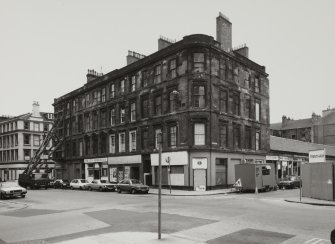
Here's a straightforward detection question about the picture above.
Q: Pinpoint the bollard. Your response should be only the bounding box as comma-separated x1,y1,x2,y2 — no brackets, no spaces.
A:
255,185,258,194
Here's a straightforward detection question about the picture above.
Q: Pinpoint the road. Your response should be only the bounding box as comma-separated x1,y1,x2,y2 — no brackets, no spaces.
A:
0,188,334,244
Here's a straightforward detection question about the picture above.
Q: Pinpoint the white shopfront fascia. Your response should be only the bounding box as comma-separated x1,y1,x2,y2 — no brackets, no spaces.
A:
84,158,108,164
108,155,141,165
150,151,188,166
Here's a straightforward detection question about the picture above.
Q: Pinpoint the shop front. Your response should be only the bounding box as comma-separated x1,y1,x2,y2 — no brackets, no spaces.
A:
150,151,188,188
84,157,108,182
108,155,142,183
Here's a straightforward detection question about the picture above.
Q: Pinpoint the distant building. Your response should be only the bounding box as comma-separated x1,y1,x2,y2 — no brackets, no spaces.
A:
53,13,270,190
271,107,335,146
0,102,54,181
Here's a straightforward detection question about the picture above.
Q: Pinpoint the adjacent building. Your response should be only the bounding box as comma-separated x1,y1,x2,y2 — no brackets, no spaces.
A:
271,107,335,146
0,102,54,181
53,13,270,190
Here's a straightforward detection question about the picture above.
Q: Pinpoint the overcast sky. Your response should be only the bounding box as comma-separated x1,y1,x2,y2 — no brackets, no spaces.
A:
1,0,334,123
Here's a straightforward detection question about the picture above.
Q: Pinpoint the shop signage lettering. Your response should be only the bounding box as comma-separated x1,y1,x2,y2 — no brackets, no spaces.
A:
84,157,108,163
192,158,207,169
309,149,326,163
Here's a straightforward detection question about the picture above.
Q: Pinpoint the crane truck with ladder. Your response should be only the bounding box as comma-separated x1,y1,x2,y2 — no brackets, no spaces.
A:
18,119,63,189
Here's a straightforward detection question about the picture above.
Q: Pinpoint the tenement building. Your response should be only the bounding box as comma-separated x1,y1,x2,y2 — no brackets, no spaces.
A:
0,102,54,181
271,107,335,146
53,13,270,190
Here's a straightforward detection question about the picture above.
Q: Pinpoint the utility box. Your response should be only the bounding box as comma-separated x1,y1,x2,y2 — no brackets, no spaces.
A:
235,164,277,191
302,162,334,201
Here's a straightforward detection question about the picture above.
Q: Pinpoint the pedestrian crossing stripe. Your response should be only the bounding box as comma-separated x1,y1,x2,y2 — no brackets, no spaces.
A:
304,237,331,244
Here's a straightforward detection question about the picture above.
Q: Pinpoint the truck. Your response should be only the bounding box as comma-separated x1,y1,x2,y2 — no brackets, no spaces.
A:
18,173,50,189
234,163,277,192
18,119,63,190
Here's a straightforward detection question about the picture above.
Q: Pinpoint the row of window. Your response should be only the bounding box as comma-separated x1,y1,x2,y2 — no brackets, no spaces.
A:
23,134,45,147
59,52,263,117
0,149,19,162
63,122,262,158
0,134,18,148
0,121,50,134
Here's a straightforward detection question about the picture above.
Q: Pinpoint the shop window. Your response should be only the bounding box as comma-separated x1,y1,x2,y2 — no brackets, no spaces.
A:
194,123,205,146
119,132,126,152
194,53,204,72
102,168,108,177
193,85,205,108
216,158,227,185
170,166,184,174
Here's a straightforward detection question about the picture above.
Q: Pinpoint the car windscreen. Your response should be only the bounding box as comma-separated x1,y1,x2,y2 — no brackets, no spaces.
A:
131,179,141,184
80,180,88,183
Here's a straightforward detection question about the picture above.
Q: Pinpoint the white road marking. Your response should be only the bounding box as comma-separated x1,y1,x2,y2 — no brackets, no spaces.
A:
304,238,331,244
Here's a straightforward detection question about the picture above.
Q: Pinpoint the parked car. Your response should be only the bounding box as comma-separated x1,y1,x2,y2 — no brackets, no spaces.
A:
0,181,27,199
54,179,70,189
278,175,301,189
87,180,117,192
70,179,90,190
116,179,149,194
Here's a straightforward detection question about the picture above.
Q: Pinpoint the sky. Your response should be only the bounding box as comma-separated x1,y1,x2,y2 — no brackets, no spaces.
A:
0,0,334,123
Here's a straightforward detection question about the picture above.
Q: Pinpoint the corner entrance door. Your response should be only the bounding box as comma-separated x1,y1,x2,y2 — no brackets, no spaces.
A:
194,169,206,191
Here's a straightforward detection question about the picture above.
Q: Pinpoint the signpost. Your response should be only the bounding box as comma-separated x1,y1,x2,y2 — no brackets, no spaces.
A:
158,132,162,240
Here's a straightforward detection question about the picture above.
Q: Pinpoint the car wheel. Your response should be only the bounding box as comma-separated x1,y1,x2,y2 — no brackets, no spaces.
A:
79,186,82,190
71,186,74,190
117,188,122,193
0,193,4,200
145,191,149,194
131,188,136,194
99,187,103,192
88,187,92,191
21,195,26,198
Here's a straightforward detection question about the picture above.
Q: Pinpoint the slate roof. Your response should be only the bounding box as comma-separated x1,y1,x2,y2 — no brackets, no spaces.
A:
270,118,313,130
270,136,335,157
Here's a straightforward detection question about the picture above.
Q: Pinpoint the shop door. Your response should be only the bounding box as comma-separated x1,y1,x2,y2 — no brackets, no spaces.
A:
130,167,139,180
194,169,206,191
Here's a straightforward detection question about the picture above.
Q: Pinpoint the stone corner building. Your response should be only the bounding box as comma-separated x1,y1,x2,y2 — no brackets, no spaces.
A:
53,13,270,190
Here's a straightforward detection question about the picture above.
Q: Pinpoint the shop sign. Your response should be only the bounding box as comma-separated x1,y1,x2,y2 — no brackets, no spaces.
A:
279,156,289,161
84,157,108,163
266,156,279,161
151,151,188,166
309,149,326,163
192,158,207,169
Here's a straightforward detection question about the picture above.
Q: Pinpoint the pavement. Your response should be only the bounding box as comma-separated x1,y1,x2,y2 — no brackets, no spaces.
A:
50,188,335,244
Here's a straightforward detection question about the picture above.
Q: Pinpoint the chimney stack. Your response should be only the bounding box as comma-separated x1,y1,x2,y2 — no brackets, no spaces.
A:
127,50,145,65
86,69,103,83
282,115,288,126
233,44,249,58
158,36,176,51
216,12,232,52
32,101,40,117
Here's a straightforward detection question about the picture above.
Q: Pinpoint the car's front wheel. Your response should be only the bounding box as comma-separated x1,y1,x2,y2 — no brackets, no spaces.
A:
117,188,122,193
0,193,5,200
21,194,26,198
71,186,74,190
131,188,136,194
